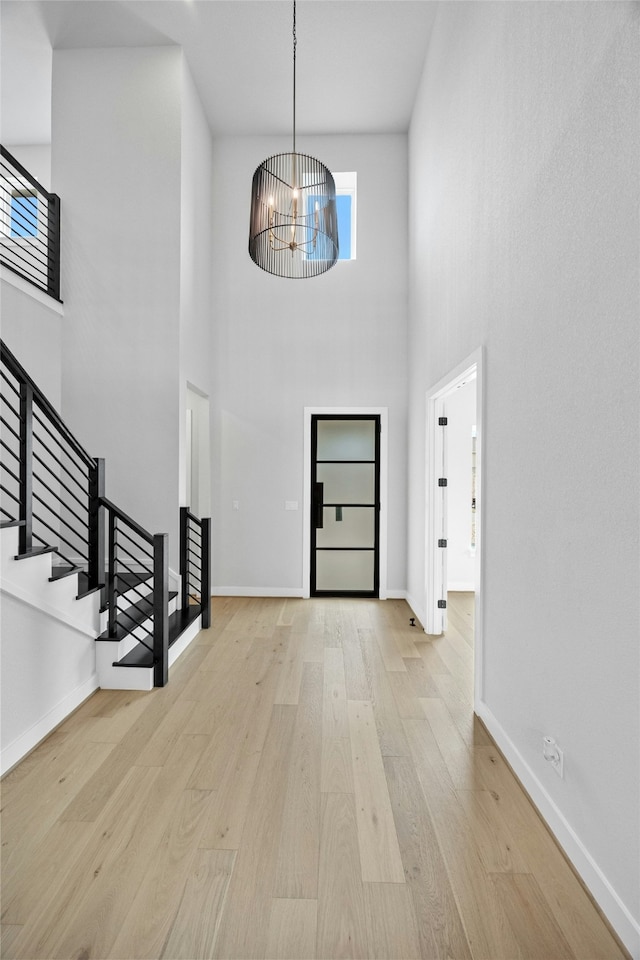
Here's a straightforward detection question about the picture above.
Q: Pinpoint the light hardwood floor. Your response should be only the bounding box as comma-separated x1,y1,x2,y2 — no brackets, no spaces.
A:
1,594,628,959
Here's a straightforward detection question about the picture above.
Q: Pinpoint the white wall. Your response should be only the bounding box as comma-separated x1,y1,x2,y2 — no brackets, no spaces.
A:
211,134,408,594
444,379,476,591
51,47,183,563
2,144,51,191
408,3,639,952
0,277,62,404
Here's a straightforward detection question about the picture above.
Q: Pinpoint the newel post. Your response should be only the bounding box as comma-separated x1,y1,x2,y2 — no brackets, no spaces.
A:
201,517,211,629
88,458,105,591
153,532,169,687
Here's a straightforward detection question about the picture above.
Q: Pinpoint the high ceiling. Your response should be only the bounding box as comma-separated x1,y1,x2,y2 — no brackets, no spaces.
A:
0,0,438,144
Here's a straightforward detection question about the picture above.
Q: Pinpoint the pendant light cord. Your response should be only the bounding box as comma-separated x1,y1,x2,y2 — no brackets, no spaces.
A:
292,0,297,154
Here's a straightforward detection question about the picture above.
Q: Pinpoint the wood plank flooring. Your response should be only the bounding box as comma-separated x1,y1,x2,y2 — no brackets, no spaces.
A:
1,594,628,959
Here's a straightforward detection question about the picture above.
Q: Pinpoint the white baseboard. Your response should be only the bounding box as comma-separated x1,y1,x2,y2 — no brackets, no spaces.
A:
1,672,99,776
386,589,408,600
477,701,640,960
212,586,305,598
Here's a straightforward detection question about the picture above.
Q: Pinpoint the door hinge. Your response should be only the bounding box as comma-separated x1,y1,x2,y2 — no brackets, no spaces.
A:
438,416,448,426
438,478,447,487
437,599,447,609
438,539,447,547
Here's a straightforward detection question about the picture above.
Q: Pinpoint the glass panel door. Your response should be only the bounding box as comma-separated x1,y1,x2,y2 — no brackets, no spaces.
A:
311,415,380,597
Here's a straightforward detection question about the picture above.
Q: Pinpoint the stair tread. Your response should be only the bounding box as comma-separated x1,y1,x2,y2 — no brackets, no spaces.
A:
112,604,202,669
168,604,201,646
0,519,24,529
14,545,57,561
50,564,82,582
97,590,179,641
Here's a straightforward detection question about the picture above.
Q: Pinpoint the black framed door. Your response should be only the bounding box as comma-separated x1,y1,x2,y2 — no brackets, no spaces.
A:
310,415,381,597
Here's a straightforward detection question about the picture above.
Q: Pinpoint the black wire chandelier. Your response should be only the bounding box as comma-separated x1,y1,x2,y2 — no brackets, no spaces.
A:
248,0,339,278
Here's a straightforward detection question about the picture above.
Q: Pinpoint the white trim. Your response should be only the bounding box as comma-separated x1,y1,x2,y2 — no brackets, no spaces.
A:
425,348,484,707
477,701,640,960
405,591,427,630
447,581,475,593
1,265,64,314
212,586,304,598
303,406,388,600
168,613,202,665
0,673,98,776
386,589,408,600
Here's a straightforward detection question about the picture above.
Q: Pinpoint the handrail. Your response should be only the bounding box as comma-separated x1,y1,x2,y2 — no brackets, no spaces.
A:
99,496,154,545
1,145,61,301
0,340,95,470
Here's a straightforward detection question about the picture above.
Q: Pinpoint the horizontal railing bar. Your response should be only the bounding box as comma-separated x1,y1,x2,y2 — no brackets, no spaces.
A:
33,501,89,552
0,438,19,464
0,223,49,262
1,506,17,519
118,592,155,621
0,483,20,503
114,523,154,559
0,369,20,397
0,146,58,201
32,479,88,530
0,414,21,441
187,534,201,549
116,604,155,636
32,532,76,570
184,509,203,526
101,497,154,545
113,553,153,587
3,211,51,249
32,511,89,560
114,576,154,609
0,199,51,240
1,465,20,488
1,342,94,469
0,261,51,298
0,242,48,281
33,408,91,476
33,450,88,505
0,192,54,233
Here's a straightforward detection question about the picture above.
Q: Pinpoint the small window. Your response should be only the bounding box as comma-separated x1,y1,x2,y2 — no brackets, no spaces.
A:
11,190,38,238
333,171,356,261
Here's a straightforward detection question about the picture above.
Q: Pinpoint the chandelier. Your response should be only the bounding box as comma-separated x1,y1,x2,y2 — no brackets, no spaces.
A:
248,0,339,278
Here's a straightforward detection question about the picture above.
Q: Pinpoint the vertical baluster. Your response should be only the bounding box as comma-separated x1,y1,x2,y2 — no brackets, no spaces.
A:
18,383,33,554
88,458,105,591
107,511,117,637
201,517,211,629
153,532,169,687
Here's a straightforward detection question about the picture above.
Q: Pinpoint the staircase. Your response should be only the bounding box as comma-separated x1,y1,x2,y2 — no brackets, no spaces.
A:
0,339,211,694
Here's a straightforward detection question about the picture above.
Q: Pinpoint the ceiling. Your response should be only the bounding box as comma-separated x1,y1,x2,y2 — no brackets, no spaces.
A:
0,0,438,145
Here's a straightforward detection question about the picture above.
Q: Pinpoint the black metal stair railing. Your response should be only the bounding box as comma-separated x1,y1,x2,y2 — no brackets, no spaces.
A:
0,340,102,593
180,507,211,629
100,497,169,687
0,145,61,301
1,339,211,688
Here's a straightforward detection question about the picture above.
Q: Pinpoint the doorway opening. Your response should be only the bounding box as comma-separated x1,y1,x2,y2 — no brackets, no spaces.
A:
303,407,388,600
425,349,483,704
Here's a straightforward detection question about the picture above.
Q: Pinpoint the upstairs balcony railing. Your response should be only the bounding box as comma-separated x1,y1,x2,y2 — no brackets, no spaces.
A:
0,145,61,301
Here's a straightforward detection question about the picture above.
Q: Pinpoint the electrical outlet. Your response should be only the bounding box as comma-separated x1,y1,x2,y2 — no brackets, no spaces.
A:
543,736,564,778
